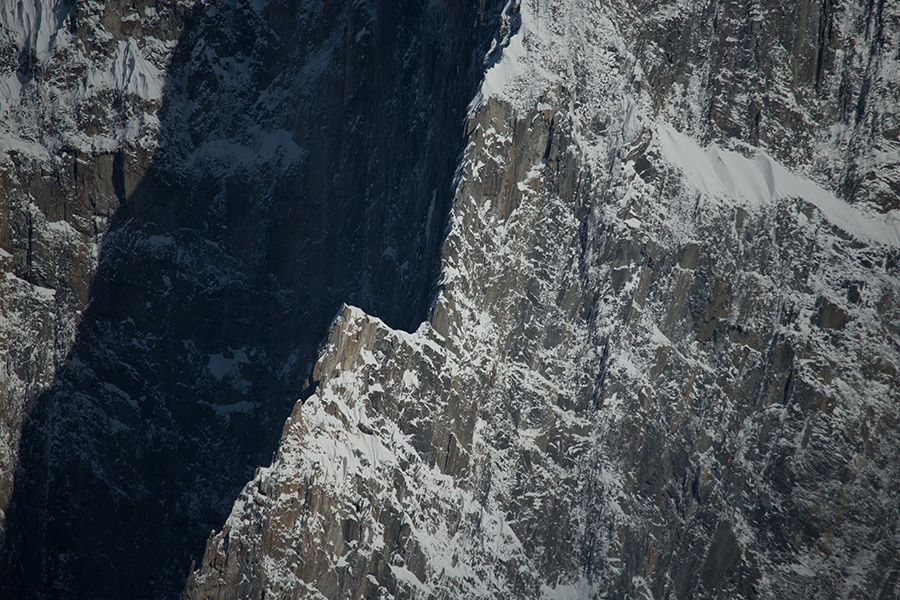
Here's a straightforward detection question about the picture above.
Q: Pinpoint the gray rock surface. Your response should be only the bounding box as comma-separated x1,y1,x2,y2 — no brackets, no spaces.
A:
184,1,900,598
629,0,900,211
0,0,898,599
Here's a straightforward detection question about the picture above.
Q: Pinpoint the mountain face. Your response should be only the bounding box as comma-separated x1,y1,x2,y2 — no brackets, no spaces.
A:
1,1,899,599
0,0,501,596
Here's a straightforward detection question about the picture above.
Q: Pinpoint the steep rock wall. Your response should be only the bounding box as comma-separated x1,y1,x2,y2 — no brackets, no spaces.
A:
184,1,900,598
0,0,188,537
627,0,900,210
0,0,502,598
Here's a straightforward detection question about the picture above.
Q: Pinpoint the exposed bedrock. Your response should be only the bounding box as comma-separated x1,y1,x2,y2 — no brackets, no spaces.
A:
183,1,900,598
0,0,897,599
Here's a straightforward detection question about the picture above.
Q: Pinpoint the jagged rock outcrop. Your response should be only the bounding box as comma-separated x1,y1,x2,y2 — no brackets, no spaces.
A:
184,1,900,598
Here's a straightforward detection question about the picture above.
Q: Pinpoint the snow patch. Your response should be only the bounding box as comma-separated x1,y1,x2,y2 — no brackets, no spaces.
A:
213,401,255,416
0,0,70,64
79,39,164,102
539,577,592,600
480,22,529,102
658,124,900,246
471,0,563,112
207,348,249,379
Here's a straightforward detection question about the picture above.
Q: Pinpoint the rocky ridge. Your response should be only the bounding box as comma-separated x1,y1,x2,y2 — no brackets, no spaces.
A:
185,1,900,598
0,0,898,599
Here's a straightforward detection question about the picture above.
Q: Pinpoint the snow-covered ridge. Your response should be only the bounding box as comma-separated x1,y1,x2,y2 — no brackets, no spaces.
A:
658,124,900,247
471,0,573,113
200,303,529,598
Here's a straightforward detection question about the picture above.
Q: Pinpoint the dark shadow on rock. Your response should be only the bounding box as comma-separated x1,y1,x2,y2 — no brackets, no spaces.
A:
0,0,502,598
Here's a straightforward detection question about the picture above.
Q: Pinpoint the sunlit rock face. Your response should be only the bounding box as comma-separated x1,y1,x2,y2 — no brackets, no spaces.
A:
628,0,900,212
2,1,899,599
183,2,899,599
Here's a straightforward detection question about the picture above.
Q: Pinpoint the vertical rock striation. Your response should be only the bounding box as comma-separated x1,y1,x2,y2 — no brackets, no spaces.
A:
185,1,900,599
0,0,898,598
628,0,900,211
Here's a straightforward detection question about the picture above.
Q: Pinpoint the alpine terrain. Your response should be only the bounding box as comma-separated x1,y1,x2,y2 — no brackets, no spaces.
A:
0,0,898,599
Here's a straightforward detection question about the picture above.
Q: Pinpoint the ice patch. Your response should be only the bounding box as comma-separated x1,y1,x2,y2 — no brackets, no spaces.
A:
147,234,175,249
390,565,427,592
0,75,22,121
46,219,75,237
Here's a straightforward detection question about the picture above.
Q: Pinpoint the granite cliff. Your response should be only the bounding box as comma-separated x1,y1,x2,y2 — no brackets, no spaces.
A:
1,0,898,599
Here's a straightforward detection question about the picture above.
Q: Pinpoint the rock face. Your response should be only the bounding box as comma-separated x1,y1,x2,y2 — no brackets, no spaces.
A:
630,0,900,211
0,0,186,539
0,0,501,597
184,1,900,599
2,0,899,599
